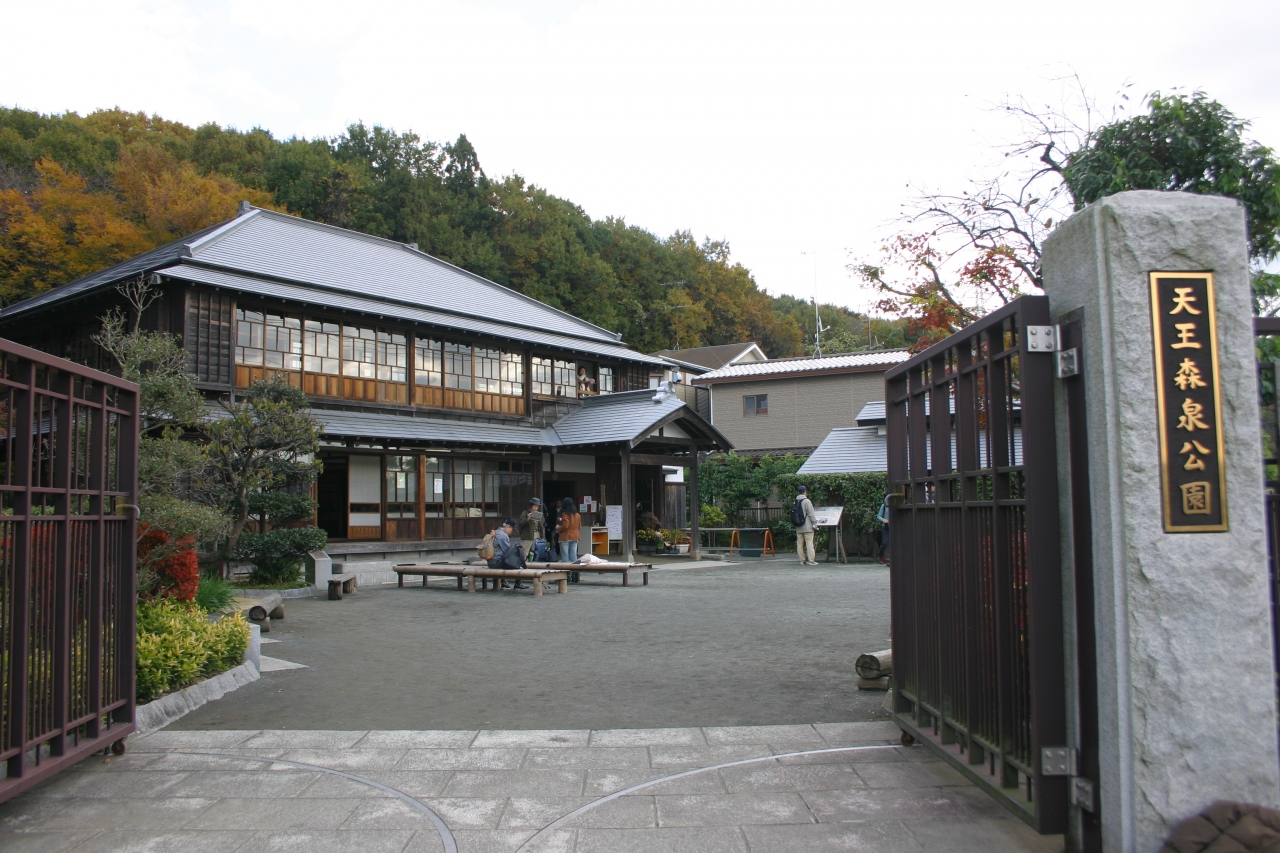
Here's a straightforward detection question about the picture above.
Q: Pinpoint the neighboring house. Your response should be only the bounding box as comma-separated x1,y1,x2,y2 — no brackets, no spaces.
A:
652,341,767,421
690,350,910,456
0,203,731,565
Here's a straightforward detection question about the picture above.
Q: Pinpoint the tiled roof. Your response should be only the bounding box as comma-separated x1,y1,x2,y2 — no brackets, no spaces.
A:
798,427,887,474
0,206,664,363
653,342,765,370
156,263,667,365
551,389,730,448
691,350,909,382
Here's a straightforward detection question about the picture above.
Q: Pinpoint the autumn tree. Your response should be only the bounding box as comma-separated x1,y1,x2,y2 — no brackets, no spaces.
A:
853,89,1280,344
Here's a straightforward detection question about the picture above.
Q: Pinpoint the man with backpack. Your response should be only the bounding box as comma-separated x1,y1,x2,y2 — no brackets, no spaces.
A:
792,485,818,565
489,519,529,589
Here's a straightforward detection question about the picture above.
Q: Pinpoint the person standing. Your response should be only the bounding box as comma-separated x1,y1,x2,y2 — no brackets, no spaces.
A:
556,496,582,564
518,497,545,557
876,494,890,564
792,485,818,565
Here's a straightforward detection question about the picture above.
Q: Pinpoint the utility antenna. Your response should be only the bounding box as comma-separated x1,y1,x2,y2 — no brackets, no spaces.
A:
812,297,829,357
802,250,826,356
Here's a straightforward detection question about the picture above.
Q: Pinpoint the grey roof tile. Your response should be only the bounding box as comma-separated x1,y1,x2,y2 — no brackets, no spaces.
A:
693,350,909,382
798,427,887,474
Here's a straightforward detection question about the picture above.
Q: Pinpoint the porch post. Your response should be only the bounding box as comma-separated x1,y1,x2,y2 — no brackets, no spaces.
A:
620,444,634,562
688,444,700,559
1043,191,1280,852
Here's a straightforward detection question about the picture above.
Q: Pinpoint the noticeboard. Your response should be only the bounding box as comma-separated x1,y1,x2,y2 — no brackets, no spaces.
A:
605,505,623,540
1149,272,1228,532
811,506,844,528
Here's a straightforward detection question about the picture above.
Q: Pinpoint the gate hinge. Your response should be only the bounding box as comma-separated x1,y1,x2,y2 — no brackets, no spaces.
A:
1072,777,1096,813
1025,325,1062,352
1040,746,1077,776
1055,348,1079,378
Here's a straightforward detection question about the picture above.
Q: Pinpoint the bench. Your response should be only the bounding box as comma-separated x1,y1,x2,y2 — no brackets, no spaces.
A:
328,572,358,600
245,592,284,632
526,561,652,587
394,564,469,590
462,567,569,596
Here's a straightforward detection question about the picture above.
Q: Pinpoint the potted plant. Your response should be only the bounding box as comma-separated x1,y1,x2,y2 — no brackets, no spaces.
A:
636,528,661,554
671,528,691,554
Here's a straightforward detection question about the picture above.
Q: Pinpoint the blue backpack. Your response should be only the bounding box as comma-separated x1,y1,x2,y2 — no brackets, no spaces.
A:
530,539,555,562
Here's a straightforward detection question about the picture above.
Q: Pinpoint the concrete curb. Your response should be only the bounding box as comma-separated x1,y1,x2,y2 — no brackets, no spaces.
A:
238,587,317,599
134,660,261,735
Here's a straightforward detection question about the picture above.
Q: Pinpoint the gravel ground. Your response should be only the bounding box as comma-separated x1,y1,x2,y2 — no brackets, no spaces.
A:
172,561,893,731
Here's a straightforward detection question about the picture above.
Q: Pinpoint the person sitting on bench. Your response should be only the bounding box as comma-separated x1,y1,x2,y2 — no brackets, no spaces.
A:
489,519,529,589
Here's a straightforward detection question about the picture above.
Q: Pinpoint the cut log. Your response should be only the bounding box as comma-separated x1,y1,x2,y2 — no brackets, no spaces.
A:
858,676,891,691
248,593,283,622
855,648,893,679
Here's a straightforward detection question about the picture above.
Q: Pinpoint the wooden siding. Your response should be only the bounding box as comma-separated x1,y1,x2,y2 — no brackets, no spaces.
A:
185,289,234,384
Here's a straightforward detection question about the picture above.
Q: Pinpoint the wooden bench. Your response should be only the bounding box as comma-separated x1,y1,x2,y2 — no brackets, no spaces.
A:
328,572,358,600
462,567,569,596
394,564,469,590
527,561,652,587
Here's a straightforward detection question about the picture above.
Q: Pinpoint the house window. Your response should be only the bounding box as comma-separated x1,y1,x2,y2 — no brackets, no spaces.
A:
499,352,524,397
235,309,301,370
414,338,442,386
342,325,378,378
474,347,501,393
744,394,768,416
377,331,407,382
554,360,576,397
445,342,472,390
531,356,553,396
304,320,341,375
598,367,614,394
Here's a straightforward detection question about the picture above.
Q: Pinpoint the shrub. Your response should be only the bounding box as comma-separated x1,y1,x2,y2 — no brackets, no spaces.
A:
236,527,328,585
137,523,199,602
195,575,238,614
135,599,250,703
699,504,727,528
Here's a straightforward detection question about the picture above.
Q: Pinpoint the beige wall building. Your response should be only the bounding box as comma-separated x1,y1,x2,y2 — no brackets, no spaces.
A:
691,351,909,455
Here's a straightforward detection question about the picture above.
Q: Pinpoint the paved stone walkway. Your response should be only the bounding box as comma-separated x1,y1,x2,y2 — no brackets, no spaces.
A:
0,722,1064,852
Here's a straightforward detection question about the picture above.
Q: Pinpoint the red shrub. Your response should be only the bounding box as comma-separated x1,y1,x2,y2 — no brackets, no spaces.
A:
138,523,199,602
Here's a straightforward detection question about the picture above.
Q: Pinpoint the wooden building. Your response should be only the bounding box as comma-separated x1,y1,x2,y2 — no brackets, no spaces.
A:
0,204,731,564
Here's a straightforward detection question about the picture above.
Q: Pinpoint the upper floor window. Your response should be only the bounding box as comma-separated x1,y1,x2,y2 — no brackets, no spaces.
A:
744,394,768,416
599,367,614,394
304,320,340,375
342,326,406,382
445,342,472,390
236,309,301,370
499,352,524,397
531,356,553,396
554,360,576,397
415,338,442,386
474,347,501,394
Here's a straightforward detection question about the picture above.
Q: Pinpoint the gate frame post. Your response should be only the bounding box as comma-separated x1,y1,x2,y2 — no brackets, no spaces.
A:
1043,190,1280,852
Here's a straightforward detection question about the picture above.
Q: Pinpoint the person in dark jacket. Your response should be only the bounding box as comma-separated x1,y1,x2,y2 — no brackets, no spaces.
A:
489,519,528,589
518,498,545,558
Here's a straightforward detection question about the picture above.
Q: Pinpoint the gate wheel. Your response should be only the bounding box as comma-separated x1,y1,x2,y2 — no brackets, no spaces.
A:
110,739,126,756
900,731,915,746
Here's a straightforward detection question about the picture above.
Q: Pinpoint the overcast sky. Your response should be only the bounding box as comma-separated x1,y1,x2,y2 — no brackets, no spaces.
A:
4,0,1279,314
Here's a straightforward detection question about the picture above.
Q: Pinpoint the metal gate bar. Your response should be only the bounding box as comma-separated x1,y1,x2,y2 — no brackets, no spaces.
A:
0,338,138,804
886,296,1067,833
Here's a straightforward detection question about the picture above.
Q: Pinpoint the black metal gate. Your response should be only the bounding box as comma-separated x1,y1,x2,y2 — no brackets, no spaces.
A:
885,296,1067,833
0,338,138,804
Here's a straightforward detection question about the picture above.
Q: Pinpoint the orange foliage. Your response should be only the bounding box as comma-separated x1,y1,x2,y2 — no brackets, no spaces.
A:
115,143,277,242
0,159,151,304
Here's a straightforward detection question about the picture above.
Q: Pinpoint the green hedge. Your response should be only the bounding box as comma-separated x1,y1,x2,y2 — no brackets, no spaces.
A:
775,472,889,535
136,599,250,703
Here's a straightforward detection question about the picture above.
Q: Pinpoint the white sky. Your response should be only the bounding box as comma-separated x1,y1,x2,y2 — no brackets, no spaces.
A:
4,0,1279,316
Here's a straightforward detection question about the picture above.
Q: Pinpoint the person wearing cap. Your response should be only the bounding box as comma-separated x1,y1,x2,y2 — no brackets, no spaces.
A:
518,497,544,553
793,485,818,565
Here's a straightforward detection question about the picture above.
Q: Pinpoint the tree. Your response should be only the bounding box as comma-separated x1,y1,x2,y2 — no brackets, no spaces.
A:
93,278,229,592
197,377,324,569
852,89,1280,342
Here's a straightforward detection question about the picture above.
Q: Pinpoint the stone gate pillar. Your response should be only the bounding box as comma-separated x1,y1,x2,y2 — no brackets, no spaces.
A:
1043,191,1280,852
